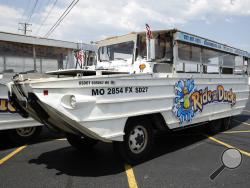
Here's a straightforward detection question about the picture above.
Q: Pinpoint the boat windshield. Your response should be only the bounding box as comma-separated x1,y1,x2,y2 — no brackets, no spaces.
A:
137,33,172,62
98,41,134,62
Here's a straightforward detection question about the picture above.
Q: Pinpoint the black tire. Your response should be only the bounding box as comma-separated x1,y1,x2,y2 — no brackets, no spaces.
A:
207,119,222,134
7,126,42,145
66,134,98,150
113,118,154,165
221,117,232,131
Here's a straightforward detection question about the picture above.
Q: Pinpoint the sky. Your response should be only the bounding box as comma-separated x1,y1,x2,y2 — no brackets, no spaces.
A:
0,0,249,52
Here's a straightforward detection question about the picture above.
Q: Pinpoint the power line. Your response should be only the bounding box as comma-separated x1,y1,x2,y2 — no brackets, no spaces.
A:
35,0,58,35
44,0,78,38
18,22,32,35
26,0,39,23
20,0,32,21
44,0,79,38
35,0,51,17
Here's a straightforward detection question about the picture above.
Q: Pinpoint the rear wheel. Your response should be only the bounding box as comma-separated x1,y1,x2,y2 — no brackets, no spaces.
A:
7,126,42,145
207,119,222,134
66,134,98,150
113,118,154,164
221,117,232,131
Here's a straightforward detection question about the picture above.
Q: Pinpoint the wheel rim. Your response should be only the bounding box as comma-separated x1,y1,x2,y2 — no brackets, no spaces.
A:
15,127,36,137
128,125,148,154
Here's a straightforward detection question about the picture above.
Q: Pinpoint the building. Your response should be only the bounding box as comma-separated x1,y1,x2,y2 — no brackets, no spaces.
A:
0,31,96,74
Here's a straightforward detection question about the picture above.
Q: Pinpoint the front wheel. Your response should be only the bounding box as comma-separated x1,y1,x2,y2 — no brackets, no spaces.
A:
66,134,98,150
113,118,154,164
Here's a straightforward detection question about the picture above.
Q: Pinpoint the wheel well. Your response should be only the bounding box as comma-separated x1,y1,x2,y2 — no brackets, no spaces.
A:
125,113,169,131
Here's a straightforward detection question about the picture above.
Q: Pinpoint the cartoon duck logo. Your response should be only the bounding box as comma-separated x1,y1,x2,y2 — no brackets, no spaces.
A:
173,79,236,124
183,86,190,109
172,79,195,123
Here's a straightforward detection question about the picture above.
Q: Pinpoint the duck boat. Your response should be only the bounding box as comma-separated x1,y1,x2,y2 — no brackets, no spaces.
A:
8,29,250,163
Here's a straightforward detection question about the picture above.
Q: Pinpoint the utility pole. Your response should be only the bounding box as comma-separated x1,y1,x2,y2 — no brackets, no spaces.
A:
18,22,32,35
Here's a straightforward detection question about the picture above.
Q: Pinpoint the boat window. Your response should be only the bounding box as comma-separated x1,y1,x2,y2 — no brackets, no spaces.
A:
202,48,221,74
177,42,201,73
202,48,221,66
235,56,243,67
99,41,134,62
178,42,201,63
0,41,69,74
136,33,172,62
220,54,235,74
234,56,245,74
177,42,249,75
221,54,235,68
137,35,147,59
155,33,172,61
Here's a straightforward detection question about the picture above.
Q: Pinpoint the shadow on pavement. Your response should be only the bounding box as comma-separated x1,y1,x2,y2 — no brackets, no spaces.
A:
27,124,213,177
29,143,125,177
233,114,250,124
0,127,63,150
24,120,244,177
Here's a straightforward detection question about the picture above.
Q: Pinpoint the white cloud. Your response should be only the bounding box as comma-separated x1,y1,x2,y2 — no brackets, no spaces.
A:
0,0,250,44
46,0,250,42
0,5,23,33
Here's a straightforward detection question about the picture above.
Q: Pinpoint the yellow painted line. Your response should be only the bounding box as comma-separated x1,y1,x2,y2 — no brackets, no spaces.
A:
222,130,250,134
124,164,138,188
0,145,27,165
233,119,250,126
205,135,250,157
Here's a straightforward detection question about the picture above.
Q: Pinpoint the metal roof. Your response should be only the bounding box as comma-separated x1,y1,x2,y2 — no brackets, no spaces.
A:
97,29,250,58
0,31,95,50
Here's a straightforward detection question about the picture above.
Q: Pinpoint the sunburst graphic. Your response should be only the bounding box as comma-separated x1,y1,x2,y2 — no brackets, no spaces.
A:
172,79,196,123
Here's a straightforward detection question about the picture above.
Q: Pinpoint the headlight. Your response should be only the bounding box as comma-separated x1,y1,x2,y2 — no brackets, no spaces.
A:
70,95,77,108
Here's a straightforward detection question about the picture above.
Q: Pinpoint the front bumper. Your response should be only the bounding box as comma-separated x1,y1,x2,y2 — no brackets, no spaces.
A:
10,83,110,142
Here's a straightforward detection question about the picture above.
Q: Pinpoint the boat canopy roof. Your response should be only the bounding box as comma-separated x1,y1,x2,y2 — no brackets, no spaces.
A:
97,29,250,58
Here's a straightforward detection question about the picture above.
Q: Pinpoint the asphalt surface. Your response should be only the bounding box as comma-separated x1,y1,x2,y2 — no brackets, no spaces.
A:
0,103,250,188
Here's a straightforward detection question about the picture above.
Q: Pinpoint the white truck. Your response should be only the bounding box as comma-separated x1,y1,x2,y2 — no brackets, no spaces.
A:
8,29,250,163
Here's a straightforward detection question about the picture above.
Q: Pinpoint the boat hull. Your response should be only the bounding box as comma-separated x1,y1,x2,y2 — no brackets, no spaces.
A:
10,73,249,142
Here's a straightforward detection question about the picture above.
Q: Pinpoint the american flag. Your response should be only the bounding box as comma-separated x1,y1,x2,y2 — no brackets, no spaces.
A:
75,50,84,64
145,23,153,39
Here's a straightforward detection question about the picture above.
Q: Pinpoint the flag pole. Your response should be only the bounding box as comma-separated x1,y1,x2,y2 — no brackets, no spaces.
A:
145,24,152,61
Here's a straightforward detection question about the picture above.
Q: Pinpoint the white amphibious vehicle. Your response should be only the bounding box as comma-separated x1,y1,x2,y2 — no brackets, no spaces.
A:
8,29,250,163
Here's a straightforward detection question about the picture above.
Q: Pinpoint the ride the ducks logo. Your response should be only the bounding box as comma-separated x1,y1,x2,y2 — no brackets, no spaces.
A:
0,98,16,113
172,79,236,123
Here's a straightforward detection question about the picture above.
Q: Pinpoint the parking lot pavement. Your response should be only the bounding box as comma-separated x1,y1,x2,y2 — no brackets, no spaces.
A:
0,111,250,188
